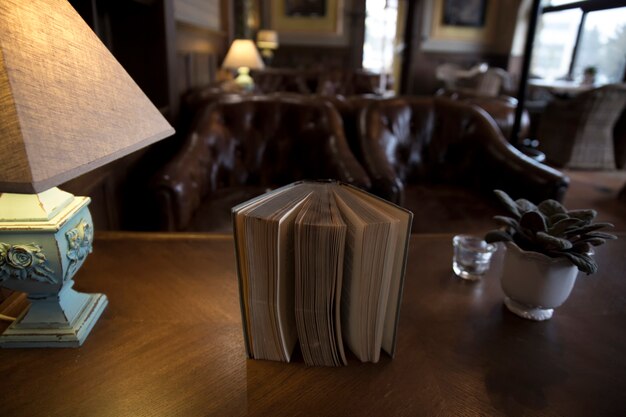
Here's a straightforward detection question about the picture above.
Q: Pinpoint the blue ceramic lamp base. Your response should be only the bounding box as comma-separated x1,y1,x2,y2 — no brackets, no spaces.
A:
0,288,108,348
0,188,107,348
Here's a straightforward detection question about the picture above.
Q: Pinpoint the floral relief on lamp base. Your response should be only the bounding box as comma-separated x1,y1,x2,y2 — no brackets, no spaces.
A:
0,188,108,348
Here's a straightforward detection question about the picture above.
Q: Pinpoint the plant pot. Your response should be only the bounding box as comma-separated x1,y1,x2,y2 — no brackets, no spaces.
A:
500,242,579,321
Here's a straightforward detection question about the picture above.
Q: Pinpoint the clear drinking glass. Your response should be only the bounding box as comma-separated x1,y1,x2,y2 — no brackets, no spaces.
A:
452,235,497,281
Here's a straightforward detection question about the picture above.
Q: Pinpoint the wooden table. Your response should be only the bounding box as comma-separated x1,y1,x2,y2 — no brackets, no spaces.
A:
1,232,624,416
528,79,594,96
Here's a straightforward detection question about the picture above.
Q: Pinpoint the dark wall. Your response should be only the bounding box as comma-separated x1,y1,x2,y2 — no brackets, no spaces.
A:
401,0,520,95
261,0,366,70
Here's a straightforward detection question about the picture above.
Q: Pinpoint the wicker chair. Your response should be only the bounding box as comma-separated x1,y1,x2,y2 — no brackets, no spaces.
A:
538,83,626,170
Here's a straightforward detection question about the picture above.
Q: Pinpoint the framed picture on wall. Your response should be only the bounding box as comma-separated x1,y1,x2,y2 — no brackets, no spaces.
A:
271,0,342,36
428,0,497,46
285,0,327,17
442,0,488,27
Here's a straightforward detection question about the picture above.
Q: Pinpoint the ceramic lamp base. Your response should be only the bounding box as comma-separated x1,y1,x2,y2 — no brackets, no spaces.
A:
504,297,553,321
0,187,106,348
0,291,108,348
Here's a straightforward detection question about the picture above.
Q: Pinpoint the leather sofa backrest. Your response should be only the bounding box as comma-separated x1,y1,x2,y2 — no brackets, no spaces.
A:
359,96,568,205
214,98,346,186
153,95,371,230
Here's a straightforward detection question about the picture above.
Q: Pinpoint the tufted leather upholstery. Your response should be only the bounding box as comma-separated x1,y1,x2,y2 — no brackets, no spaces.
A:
251,68,380,96
153,95,371,231
359,97,569,217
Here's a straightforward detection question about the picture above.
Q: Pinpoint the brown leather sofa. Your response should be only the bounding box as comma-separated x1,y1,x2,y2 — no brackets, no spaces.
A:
252,68,381,95
152,95,371,232
358,97,569,233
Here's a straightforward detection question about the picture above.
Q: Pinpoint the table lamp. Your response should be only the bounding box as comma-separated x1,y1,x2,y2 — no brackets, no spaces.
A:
222,39,265,91
256,30,279,65
0,0,174,347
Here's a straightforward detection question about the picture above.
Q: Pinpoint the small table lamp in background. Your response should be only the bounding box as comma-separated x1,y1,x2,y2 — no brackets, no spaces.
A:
256,30,279,66
222,39,265,91
0,0,174,347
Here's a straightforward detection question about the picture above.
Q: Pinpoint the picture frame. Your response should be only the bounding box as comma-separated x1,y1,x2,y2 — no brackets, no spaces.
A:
270,0,343,37
428,0,497,46
442,0,488,28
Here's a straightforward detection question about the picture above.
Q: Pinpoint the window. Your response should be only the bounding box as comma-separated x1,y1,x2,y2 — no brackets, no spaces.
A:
531,9,582,79
530,1,626,84
544,0,587,6
572,7,626,83
362,0,398,74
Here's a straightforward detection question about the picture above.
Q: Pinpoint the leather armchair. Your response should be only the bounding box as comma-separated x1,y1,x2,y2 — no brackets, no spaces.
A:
152,95,371,231
358,97,569,231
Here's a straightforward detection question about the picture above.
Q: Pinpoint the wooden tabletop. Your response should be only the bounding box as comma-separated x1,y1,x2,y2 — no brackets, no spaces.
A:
0,232,624,416
528,79,595,95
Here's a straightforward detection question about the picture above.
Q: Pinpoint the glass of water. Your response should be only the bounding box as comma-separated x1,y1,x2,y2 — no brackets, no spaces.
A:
452,235,497,281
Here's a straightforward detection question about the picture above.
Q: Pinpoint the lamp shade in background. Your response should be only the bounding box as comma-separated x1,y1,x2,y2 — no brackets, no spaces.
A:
256,30,279,50
222,39,265,71
0,0,175,194
222,39,265,91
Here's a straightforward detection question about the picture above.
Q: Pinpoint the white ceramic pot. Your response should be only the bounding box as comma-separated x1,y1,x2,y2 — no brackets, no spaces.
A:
501,242,579,321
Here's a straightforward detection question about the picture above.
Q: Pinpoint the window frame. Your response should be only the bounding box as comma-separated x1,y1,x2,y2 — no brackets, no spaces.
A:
540,0,626,81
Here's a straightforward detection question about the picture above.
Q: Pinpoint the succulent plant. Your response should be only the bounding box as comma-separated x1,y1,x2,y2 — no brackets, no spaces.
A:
485,190,617,274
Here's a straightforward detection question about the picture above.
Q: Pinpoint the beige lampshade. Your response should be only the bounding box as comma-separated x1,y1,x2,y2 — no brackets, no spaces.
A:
256,30,279,50
0,0,175,194
222,39,265,70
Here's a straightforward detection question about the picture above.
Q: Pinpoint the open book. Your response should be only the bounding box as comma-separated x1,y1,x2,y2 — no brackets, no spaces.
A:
233,181,412,366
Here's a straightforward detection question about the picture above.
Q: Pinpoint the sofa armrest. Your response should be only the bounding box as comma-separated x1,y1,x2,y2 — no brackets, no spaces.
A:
357,104,405,204
464,102,570,202
152,130,224,231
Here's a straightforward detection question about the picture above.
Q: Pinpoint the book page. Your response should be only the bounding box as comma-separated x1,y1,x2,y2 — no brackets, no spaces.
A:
331,193,367,361
235,184,313,361
276,196,310,361
341,184,412,357
333,186,398,363
233,183,298,358
294,185,347,366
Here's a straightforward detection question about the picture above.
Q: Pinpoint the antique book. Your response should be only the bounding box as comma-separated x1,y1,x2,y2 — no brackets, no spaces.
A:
232,181,412,366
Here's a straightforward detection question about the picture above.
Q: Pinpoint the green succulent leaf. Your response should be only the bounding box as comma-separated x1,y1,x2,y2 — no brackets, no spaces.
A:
491,191,616,272
564,222,614,237
494,216,519,229
494,190,521,218
485,230,512,243
516,199,537,214
558,252,598,275
583,232,618,240
571,241,592,254
538,199,566,217
548,213,569,225
579,237,606,247
567,209,597,224
549,217,583,236
519,211,547,233
536,231,573,250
